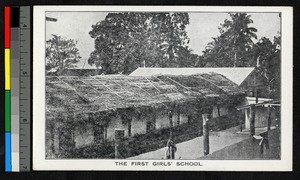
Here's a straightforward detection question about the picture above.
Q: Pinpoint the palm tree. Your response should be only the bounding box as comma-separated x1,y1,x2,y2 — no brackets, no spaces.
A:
202,35,233,67
220,13,258,67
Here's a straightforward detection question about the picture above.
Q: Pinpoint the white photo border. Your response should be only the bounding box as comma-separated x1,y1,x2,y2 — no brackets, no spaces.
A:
33,6,293,171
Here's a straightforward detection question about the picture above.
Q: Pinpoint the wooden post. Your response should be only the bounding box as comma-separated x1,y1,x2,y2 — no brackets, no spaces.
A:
114,129,125,159
264,133,270,150
202,113,209,155
240,116,243,132
260,132,269,154
250,104,256,136
217,105,221,117
267,105,271,131
168,110,174,140
260,140,264,154
255,88,258,103
177,108,180,126
128,118,132,137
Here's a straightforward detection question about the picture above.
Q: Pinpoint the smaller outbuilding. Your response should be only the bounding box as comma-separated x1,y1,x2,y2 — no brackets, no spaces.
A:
236,98,280,132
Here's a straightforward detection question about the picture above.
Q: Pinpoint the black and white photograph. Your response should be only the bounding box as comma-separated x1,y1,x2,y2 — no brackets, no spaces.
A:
33,6,292,171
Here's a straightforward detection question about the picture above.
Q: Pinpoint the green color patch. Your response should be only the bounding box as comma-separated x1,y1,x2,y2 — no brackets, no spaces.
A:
5,90,11,132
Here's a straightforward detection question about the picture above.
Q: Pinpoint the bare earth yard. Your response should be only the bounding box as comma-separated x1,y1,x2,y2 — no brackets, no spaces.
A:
129,126,279,160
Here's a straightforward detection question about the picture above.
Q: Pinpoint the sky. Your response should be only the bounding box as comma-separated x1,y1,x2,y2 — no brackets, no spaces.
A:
46,12,281,60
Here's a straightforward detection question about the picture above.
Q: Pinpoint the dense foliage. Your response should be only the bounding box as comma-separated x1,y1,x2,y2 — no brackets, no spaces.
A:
88,12,199,74
201,13,258,67
46,34,81,74
199,13,281,97
47,111,242,159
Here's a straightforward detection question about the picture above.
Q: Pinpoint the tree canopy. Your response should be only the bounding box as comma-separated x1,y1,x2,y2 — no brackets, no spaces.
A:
252,35,281,98
199,13,281,98
88,12,198,74
46,34,81,74
201,13,258,67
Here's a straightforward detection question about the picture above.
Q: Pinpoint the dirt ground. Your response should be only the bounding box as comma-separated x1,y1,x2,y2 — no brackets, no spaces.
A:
128,126,280,160
199,128,280,160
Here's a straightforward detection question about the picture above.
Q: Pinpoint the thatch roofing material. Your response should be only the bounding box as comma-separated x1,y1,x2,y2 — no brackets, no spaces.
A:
130,67,255,86
46,73,244,120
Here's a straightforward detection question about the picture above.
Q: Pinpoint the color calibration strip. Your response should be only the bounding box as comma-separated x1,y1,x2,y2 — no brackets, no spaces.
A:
5,6,12,172
11,6,21,172
4,6,31,172
19,6,31,172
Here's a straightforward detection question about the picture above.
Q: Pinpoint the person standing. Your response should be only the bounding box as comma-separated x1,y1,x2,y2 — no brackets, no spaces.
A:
166,138,177,159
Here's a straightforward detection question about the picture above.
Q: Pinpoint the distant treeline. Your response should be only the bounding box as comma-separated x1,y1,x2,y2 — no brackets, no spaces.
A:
46,12,280,98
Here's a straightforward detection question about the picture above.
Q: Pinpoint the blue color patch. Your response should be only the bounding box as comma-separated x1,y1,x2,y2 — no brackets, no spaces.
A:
5,132,12,172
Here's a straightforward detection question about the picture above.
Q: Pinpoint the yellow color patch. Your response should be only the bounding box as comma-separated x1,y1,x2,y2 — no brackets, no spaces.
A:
5,49,10,90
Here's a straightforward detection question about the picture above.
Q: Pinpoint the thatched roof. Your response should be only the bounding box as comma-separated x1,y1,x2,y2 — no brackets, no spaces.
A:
130,67,256,86
46,73,245,120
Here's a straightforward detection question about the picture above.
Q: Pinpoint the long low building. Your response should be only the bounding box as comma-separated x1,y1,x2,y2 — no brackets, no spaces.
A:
45,73,245,158
129,67,256,86
130,67,269,97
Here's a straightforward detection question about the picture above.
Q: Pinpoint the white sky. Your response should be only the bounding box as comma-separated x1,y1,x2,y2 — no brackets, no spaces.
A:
46,12,280,59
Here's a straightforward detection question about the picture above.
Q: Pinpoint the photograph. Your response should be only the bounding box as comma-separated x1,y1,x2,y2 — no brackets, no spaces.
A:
33,6,292,171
